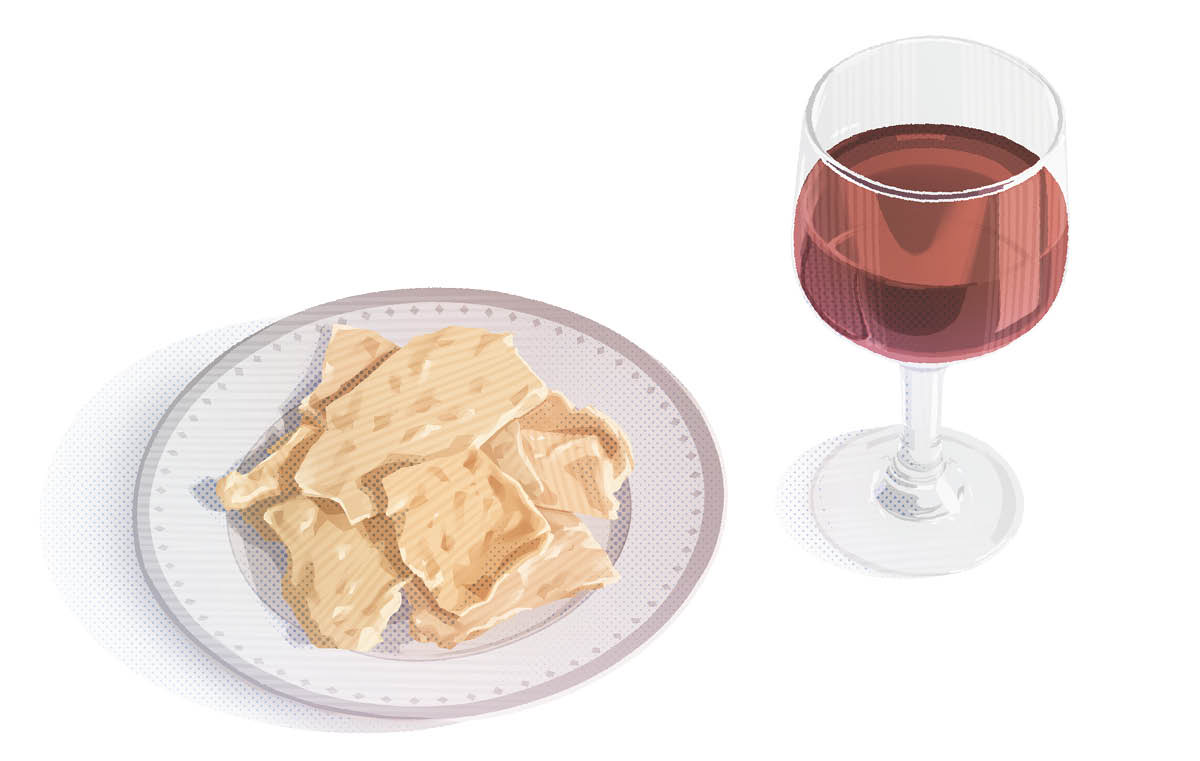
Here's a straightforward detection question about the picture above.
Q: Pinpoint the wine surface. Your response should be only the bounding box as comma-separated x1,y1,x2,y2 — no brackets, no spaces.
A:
794,124,1068,362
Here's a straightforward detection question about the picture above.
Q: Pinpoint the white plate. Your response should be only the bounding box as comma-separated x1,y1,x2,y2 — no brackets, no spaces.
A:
134,289,723,720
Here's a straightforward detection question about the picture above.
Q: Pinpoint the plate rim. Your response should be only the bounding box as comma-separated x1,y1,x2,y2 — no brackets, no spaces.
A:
133,287,724,720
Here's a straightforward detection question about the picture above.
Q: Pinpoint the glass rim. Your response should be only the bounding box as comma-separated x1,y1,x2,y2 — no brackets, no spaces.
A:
804,36,1065,202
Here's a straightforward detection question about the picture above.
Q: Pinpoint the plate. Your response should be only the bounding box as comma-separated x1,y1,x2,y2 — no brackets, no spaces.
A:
134,288,723,720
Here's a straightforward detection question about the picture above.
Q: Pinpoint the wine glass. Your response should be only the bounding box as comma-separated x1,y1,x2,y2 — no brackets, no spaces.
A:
791,37,1068,575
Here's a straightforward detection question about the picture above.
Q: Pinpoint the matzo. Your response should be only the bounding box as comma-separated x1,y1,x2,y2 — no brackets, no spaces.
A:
213,326,395,512
208,326,632,653
519,391,634,484
379,448,551,615
481,420,544,498
521,430,618,518
215,424,322,512
299,325,399,422
501,392,633,519
260,496,407,652
408,508,619,648
295,326,548,524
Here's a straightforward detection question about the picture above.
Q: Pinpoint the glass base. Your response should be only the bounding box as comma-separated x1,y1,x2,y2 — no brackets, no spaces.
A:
810,426,1022,576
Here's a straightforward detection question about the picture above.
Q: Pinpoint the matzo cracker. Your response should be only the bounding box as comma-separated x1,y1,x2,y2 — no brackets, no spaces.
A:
408,508,618,648
380,448,551,615
261,496,407,652
295,326,547,524
299,325,399,422
215,424,322,512
208,326,632,653
521,431,618,518
481,419,544,498
519,391,634,485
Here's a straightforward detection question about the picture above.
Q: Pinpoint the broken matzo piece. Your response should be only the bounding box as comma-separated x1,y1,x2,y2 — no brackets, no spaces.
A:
295,326,548,524
298,325,399,423
518,392,634,484
261,495,407,652
521,430,618,518
214,327,397,512
378,447,551,615
496,392,633,520
214,424,322,512
408,508,619,648
480,419,544,499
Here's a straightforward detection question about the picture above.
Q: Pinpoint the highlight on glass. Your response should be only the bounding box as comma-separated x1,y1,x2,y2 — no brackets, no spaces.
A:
790,37,1068,575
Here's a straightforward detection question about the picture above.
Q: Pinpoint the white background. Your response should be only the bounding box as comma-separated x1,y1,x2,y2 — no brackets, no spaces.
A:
3,0,1198,757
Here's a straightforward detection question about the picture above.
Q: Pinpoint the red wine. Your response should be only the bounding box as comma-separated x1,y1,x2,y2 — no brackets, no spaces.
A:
794,124,1068,362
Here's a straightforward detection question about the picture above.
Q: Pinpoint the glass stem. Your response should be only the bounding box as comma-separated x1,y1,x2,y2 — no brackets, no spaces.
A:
878,363,953,519
895,363,947,479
